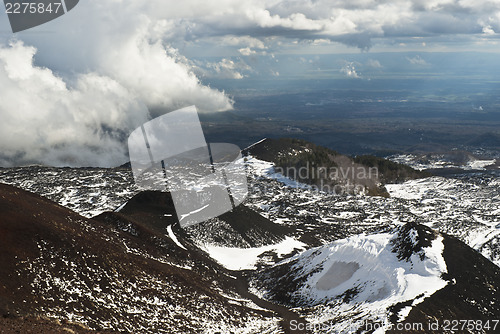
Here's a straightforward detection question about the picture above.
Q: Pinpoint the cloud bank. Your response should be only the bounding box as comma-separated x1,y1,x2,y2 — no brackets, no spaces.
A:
0,2,234,166
0,41,148,166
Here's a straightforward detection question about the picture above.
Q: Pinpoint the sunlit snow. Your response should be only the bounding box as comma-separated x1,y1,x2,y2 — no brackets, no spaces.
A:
202,237,306,270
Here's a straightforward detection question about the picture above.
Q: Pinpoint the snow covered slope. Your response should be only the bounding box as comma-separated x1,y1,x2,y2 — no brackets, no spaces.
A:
0,166,138,218
245,156,500,267
0,184,281,334
0,139,499,333
386,175,500,266
251,223,449,333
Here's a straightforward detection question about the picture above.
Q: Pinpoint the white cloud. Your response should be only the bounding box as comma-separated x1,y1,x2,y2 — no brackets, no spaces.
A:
482,25,496,35
238,47,257,56
96,22,232,113
0,9,235,166
0,41,149,167
366,59,382,68
220,36,267,49
407,55,428,65
203,58,250,79
341,62,361,78
6,0,500,56
0,2,233,166
38,0,497,51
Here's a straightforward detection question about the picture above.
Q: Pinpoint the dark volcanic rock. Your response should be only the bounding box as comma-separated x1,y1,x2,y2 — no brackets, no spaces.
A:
392,233,500,333
0,183,277,333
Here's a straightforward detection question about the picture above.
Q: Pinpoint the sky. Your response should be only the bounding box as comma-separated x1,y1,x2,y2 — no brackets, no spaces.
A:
0,0,500,166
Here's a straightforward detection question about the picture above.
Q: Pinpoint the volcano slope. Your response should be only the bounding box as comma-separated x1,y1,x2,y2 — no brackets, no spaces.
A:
250,222,500,333
1,181,499,333
0,183,300,333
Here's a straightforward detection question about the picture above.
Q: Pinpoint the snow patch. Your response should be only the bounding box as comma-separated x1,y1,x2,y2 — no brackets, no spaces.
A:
245,156,312,190
203,237,306,270
167,225,187,250
467,159,496,170
275,232,448,333
114,202,127,212
389,154,496,171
